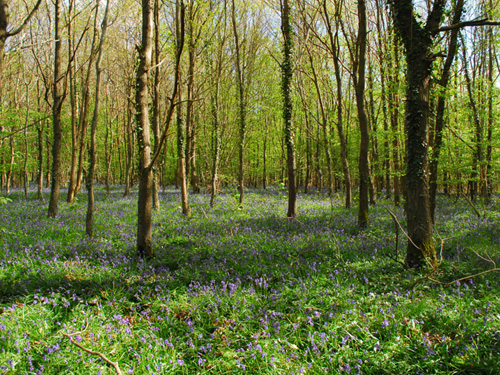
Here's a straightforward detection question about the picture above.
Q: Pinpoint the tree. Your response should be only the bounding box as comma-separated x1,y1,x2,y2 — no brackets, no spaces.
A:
390,0,500,268
390,0,443,268
232,0,247,207
176,0,190,217
0,0,42,97
281,0,297,218
47,0,65,218
135,0,155,256
136,0,184,257
86,0,110,238
354,0,369,228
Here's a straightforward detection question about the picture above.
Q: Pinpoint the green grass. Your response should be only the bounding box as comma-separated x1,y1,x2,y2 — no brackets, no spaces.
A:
0,186,499,374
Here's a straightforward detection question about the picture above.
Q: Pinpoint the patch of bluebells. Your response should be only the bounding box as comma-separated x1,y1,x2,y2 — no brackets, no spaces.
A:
0,188,499,373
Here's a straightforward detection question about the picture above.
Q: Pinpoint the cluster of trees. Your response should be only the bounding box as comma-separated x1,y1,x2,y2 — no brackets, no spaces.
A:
0,0,499,267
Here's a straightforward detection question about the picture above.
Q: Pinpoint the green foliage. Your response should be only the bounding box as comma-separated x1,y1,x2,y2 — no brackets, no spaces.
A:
0,189,499,374
0,196,13,205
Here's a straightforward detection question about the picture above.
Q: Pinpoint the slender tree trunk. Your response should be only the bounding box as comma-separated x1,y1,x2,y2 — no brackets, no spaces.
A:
307,51,332,196
124,87,134,197
375,1,391,200
136,0,155,256
486,12,494,199
232,0,246,207
48,0,64,218
185,1,199,194
282,0,297,218
429,0,463,221
45,134,50,188
176,0,190,217
86,0,109,238
461,38,484,203
23,104,29,198
67,1,77,203
263,125,268,189
390,34,401,207
177,79,190,216
152,0,161,210
355,0,369,228
37,122,44,201
6,135,13,194
210,73,222,207
323,0,351,208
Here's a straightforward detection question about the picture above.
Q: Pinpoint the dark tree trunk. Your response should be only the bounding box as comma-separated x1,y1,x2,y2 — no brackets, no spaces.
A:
152,0,161,210
86,0,109,238
281,0,297,218
48,0,65,218
175,0,190,217
37,122,44,201
390,34,401,207
355,0,369,228
322,0,351,208
136,0,155,257
124,85,134,197
429,0,464,221
390,0,442,268
232,0,247,207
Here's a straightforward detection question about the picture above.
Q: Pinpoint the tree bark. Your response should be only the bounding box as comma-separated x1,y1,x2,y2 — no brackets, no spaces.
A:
48,0,65,218
322,0,351,208
86,0,109,238
281,0,297,218
176,0,190,217
429,0,464,221
390,0,442,268
136,0,155,257
232,0,246,207
355,0,370,228
152,0,161,210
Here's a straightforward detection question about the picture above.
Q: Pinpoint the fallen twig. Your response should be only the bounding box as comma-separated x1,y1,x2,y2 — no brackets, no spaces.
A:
460,192,481,218
63,322,122,375
386,209,407,268
412,268,500,289
199,205,209,220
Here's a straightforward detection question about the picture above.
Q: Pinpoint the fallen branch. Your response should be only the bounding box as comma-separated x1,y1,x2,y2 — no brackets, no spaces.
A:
63,322,122,375
412,268,500,289
412,248,498,289
460,192,482,218
386,209,405,267
199,205,209,220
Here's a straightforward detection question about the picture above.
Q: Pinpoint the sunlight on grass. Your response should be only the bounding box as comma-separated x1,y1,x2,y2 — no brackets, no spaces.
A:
0,187,499,374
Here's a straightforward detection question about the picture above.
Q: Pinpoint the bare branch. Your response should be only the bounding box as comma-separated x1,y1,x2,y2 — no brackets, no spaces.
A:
436,19,500,32
6,0,43,37
63,332,123,375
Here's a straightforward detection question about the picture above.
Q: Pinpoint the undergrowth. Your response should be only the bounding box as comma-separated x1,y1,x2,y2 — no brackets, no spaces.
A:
0,187,499,374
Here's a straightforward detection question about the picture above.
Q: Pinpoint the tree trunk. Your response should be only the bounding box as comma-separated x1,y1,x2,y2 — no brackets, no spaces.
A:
37,122,44,201
355,0,369,228
390,34,401,207
322,0,351,208
232,0,246,207
281,0,297,218
124,86,134,197
48,0,64,218
390,0,442,269
429,0,463,221
136,0,155,257
176,0,190,217
86,0,109,238
152,0,161,210
461,38,484,203
210,74,222,208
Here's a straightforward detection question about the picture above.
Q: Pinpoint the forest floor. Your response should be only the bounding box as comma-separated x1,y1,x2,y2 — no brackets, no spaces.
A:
0,186,499,374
